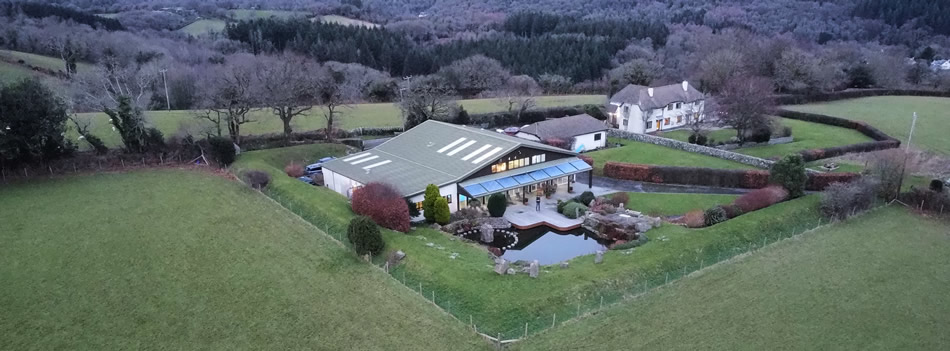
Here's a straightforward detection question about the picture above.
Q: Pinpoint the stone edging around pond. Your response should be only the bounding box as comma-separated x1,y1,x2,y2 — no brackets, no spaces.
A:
607,129,775,169
455,228,520,250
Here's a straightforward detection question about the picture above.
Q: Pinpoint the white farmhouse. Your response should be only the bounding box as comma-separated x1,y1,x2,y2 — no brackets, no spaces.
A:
515,114,608,152
607,81,705,134
931,59,950,71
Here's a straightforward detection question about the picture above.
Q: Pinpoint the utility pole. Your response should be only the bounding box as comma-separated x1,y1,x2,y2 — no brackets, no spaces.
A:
906,112,918,151
160,68,171,110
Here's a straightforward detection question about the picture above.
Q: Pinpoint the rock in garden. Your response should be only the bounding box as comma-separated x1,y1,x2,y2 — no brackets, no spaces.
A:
480,223,494,243
594,250,604,264
394,250,406,261
560,262,569,269
506,268,516,275
634,222,652,232
494,259,509,275
529,260,539,278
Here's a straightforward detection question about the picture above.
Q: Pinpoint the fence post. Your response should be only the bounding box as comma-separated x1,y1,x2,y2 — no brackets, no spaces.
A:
23,167,28,177
524,322,528,338
48,165,53,175
665,272,669,284
600,296,604,309
577,304,580,317
551,313,556,328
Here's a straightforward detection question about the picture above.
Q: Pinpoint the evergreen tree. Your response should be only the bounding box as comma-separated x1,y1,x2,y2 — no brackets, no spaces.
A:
422,184,441,223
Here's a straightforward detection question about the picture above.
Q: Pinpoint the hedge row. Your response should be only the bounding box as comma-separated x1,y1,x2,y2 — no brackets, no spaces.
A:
239,126,402,151
469,104,606,128
773,89,950,105
774,109,901,162
603,161,859,191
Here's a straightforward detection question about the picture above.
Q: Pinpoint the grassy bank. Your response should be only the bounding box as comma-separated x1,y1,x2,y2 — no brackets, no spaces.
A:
73,95,605,149
618,192,739,216
514,206,950,350
585,137,755,175
785,96,950,156
0,169,485,350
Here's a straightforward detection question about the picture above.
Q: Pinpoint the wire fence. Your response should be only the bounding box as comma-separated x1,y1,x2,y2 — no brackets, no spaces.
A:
0,152,201,184
262,188,886,347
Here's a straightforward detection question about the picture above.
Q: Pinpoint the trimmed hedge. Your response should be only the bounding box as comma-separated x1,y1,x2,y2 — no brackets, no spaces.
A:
604,162,771,189
774,108,901,162
604,161,859,191
773,89,950,106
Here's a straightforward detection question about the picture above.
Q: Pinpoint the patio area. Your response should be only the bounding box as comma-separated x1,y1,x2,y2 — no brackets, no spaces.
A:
503,184,613,230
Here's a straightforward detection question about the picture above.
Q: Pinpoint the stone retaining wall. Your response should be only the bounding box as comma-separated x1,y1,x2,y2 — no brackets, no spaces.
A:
607,129,774,169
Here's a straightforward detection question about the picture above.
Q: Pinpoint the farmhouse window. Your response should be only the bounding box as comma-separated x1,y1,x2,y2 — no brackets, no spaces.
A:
664,118,670,126
594,133,602,141
677,115,682,124
667,104,673,111
676,103,682,109
622,118,628,126
646,120,653,129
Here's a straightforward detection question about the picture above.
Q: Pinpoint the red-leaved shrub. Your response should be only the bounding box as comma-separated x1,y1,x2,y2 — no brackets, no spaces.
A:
351,182,410,232
578,155,594,166
284,162,304,177
733,186,788,213
806,172,860,191
607,192,629,206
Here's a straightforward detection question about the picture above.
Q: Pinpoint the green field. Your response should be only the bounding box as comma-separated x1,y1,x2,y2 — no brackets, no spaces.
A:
663,118,873,159
318,15,379,28
786,96,950,156
514,206,950,350
233,144,821,335
228,9,309,20
585,137,755,175
0,61,39,83
0,170,485,350
617,192,739,217
180,19,227,36
72,95,605,149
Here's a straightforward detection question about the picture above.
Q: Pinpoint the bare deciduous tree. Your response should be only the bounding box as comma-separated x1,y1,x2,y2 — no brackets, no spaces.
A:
717,76,774,144
399,75,456,129
314,66,359,139
196,56,259,145
256,54,318,139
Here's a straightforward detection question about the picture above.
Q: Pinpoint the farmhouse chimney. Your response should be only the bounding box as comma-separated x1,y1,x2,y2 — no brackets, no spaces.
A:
647,88,654,97
682,81,689,92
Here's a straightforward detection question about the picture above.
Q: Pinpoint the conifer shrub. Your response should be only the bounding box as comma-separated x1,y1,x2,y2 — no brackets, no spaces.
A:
487,193,508,217
347,216,384,256
433,197,451,225
770,154,806,198
703,206,727,226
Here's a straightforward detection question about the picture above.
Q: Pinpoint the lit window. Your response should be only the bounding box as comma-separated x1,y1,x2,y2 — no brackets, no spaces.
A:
594,133,602,141
664,118,670,126
444,195,452,204
416,202,424,210
677,115,682,124
492,162,507,173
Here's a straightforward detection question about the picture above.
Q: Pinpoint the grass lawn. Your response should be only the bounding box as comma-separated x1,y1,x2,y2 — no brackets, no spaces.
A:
180,19,227,36
0,61,40,83
786,96,950,156
614,192,739,217
72,95,605,149
234,144,821,336
0,169,485,350
585,137,755,175
663,118,873,159
0,49,94,73
514,206,950,350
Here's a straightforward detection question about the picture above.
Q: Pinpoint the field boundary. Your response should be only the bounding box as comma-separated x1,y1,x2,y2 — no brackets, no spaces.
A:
607,129,775,169
774,89,950,105
774,109,901,162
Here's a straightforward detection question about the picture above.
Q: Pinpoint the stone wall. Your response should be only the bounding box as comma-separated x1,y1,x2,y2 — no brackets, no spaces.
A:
607,129,774,169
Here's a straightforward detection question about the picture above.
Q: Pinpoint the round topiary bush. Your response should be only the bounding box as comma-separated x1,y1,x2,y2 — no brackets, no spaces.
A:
243,170,271,190
574,191,596,206
703,206,727,226
561,202,589,219
487,193,508,217
347,216,384,256
930,179,945,193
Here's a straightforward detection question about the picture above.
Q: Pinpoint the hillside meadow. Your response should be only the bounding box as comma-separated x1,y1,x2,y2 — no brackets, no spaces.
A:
0,169,486,350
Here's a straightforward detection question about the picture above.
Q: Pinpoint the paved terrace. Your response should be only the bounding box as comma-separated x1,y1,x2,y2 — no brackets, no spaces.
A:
503,184,613,230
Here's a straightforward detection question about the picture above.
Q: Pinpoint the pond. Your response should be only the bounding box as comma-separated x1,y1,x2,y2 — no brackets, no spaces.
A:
458,226,611,265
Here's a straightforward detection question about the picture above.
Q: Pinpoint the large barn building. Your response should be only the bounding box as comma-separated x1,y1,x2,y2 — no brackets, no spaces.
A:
321,120,593,214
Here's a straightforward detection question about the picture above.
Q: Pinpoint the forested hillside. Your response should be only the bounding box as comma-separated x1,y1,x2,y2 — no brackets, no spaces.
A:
854,0,950,36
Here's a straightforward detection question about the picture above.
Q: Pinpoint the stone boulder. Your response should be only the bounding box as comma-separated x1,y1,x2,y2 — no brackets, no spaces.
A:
494,259,509,275
582,209,661,241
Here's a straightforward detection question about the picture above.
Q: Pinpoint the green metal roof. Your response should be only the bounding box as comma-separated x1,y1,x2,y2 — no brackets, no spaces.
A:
322,120,577,197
